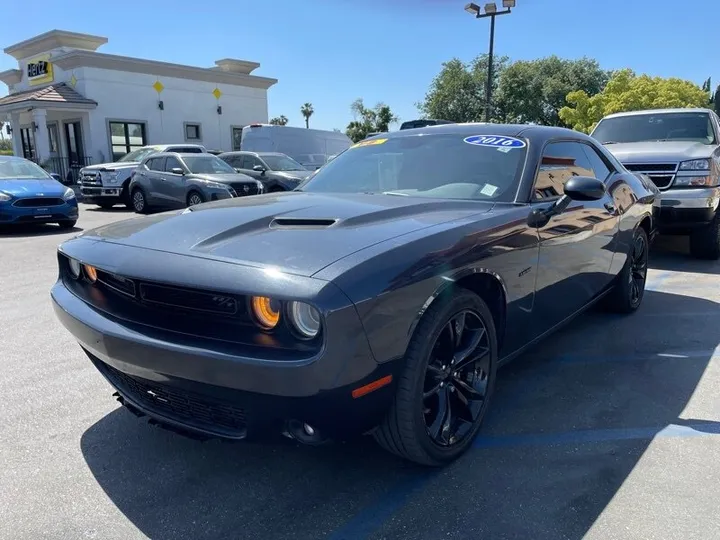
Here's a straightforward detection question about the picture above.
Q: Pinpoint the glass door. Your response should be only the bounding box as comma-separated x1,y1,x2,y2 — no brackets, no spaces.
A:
63,121,86,184
20,127,35,160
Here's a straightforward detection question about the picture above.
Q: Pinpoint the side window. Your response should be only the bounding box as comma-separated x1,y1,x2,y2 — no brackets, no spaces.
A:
148,157,166,171
165,156,183,172
533,141,595,200
580,144,612,181
238,156,251,169
246,156,261,169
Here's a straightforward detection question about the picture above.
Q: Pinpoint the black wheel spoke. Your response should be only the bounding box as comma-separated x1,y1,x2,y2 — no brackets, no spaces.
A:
423,381,443,399
449,312,465,348
428,387,452,443
453,377,485,402
454,344,488,372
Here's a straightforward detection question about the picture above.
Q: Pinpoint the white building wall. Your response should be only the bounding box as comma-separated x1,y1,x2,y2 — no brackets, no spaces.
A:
79,67,269,161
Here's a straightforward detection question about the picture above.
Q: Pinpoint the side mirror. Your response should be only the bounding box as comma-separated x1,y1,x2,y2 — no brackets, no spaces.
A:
171,167,185,175
564,176,606,201
527,176,605,228
234,168,243,173
49,173,62,182
253,165,266,174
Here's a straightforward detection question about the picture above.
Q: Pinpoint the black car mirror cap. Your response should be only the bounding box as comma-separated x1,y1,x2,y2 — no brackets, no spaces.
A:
564,176,606,201
253,165,266,174
171,167,185,175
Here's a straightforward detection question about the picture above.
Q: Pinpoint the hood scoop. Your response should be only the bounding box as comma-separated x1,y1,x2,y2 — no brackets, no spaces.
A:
270,217,338,229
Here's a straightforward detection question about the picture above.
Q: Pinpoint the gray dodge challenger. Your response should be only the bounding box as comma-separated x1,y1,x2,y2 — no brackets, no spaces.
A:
52,123,658,466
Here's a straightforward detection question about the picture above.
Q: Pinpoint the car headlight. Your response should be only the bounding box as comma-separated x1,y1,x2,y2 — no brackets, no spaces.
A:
63,187,76,200
103,171,119,184
673,175,718,187
679,159,710,171
0,191,11,202
68,258,81,279
287,301,321,339
250,296,281,329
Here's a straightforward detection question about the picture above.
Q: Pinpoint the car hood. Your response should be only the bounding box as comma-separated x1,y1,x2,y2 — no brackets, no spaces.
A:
273,170,313,180
82,161,140,172
190,173,256,184
605,140,715,162
80,192,495,277
0,177,66,196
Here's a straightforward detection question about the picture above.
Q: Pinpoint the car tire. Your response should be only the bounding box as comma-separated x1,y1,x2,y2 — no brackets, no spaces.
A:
57,220,77,229
689,210,720,260
603,226,649,314
373,289,498,466
131,187,149,214
187,191,205,207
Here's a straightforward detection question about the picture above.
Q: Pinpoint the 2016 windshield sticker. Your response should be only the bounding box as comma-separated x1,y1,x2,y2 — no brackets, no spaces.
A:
352,138,388,148
463,135,526,149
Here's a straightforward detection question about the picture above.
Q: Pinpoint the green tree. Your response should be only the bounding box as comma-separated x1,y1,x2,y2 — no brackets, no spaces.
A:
300,103,314,128
269,115,288,126
495,56,609,126
560,69,711,133
712,84,720,115
417,54,510,123
345,99,399,142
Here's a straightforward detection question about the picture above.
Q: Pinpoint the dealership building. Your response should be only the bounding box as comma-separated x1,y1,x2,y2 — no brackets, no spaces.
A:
0,30,277,179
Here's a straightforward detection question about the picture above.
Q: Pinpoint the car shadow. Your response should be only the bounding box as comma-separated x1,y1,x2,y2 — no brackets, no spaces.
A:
83,206,133,213
648,234,720,275
80,289,719,540
0,224,83,237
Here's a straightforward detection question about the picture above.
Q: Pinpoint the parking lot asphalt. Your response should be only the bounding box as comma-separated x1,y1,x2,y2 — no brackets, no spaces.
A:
2,204,720,540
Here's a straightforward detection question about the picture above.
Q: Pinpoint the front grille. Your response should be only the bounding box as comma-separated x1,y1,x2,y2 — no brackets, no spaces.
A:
12,197,65,208
229,182,260,196
80,174,101,186
622,163,678,190
139,282,239,315
100,362,247,436
96,269,136,297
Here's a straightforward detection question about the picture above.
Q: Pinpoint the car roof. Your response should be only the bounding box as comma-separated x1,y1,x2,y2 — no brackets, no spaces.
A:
220,151,285,156
602,108,715,120
381,122,595,143
0,155,29,162
144,152,217,159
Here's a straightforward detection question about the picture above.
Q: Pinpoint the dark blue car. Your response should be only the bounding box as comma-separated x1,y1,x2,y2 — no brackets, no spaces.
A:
0,156,79,228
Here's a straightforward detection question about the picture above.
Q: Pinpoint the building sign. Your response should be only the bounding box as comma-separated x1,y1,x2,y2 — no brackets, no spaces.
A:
27,54,53,86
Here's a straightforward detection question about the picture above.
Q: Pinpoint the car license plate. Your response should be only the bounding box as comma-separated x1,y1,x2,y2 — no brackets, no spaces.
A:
35,208,49,212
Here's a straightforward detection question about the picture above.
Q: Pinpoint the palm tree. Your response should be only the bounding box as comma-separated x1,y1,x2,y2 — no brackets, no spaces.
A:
300,103,314,129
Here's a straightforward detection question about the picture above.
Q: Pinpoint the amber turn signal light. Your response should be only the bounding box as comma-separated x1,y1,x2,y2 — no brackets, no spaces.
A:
352,375,393,399
251,296,281,329
83,264,98,283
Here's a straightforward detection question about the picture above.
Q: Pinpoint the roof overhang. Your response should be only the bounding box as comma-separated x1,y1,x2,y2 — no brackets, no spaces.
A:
0,69,22,86
53,50,278,90
0,100,97,115
4,30,108,60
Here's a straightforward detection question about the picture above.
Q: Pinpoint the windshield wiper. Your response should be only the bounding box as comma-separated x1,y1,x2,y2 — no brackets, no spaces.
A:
382,191,410,197
602,141,621,144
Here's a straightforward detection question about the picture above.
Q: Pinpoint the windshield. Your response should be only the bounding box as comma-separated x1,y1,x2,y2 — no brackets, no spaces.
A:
117,147,159,162
592,112,717,145
0,159,51,180
300,133,527,202
262,154,306,171
183,155,236,174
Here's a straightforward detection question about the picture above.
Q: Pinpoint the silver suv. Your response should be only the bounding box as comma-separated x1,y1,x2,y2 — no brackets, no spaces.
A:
591,108,720,259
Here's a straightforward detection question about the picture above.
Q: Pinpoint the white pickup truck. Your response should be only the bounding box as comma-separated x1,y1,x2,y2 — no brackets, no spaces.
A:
78,144,206,209
591,108,720,259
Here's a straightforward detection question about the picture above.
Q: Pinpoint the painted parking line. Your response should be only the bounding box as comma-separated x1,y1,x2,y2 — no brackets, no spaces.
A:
551,347,720,365
328,421,720,540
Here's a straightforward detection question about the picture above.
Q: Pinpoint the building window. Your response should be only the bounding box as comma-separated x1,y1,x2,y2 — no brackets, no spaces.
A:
109,121,147,161
231,126,244,151
184,122,202,141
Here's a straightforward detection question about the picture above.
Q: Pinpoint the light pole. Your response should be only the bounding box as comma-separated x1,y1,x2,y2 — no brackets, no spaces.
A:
464,1,515,122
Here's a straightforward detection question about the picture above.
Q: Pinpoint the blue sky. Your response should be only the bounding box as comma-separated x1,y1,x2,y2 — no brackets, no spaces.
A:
1,0,718,131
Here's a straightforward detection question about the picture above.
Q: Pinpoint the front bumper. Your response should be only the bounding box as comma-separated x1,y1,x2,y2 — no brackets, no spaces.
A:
656,187,720,230
51,262,397,440
0,200,78,224
80,186,124,203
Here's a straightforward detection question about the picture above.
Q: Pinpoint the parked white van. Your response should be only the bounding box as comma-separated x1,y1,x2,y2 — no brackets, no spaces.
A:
240,124,352,170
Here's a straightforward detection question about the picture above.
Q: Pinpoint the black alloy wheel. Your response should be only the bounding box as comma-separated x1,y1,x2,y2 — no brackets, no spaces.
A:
373,289,498,466
603,226,649,314
628,231,648,308
423,310,492,447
